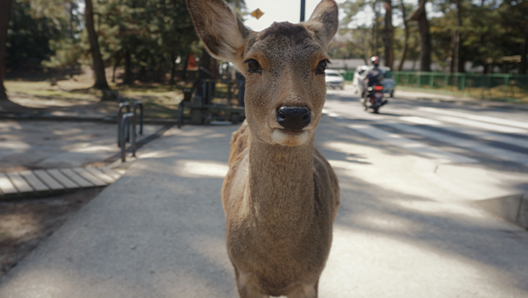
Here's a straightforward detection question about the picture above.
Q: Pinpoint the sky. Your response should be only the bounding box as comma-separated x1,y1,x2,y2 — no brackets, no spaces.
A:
242,0,440,31
243,0,348,31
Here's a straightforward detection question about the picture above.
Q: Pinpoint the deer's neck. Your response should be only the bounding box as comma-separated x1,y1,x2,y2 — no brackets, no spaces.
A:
247,134,315,228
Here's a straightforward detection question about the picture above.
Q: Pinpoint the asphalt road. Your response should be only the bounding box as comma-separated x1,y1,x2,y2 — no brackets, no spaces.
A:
323,87,528,200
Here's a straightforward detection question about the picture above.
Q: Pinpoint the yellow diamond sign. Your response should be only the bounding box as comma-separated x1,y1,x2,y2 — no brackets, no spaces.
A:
251,8,264,20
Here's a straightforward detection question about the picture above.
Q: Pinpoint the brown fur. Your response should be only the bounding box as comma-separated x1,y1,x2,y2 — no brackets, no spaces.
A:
186,1,340,297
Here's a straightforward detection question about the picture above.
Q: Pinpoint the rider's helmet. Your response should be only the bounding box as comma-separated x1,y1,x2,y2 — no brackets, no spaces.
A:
371,56,379,67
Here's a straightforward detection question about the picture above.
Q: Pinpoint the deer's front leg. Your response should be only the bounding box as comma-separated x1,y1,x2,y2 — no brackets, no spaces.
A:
234,267,269,298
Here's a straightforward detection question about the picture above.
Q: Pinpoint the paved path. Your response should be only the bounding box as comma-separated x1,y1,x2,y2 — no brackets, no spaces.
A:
0,117,527,298
0,118,163,199
0,120,161,171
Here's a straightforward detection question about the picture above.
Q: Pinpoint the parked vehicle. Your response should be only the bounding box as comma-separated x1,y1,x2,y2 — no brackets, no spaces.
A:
325,69,345,90
362,83,387,113
353,65,396,97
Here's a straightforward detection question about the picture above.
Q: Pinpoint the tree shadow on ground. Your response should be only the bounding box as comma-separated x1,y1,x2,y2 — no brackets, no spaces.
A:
313,117,528,295
0,99,39,114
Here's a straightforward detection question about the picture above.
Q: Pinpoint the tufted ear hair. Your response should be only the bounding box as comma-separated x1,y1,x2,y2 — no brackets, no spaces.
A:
304,0,339,50
186,0,250,70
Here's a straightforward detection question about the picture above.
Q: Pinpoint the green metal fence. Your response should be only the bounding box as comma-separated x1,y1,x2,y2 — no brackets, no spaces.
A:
340,70,355,82
392,72,528,103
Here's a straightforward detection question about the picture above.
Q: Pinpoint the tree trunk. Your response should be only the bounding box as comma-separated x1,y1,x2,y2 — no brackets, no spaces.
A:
181,51,190,81
458,53,465,73
123,50,133,84
138,65,146,81
450,0,462,73
85,0,110,91
155,58,163,82
112,52,122,83
0,0,12,100
397,0,409,71
410,0,431,71
170,53,176,86
449,30,456,73
383,0,394,69
417,17,431,71
372,0,380,56
69,2,74,78
520,24,528,74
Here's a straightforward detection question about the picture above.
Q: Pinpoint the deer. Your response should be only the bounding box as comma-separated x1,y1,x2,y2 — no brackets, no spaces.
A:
186,0,340,297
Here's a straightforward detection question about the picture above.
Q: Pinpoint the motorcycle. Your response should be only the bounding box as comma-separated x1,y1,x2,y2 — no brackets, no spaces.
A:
362,83,387,114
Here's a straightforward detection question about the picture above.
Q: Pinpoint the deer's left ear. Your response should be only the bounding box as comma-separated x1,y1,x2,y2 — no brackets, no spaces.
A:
186,0,250,70
305,0,339,49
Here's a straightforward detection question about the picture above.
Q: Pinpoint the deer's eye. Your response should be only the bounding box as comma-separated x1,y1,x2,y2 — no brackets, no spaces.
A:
246,59,262,74
316,59,330,75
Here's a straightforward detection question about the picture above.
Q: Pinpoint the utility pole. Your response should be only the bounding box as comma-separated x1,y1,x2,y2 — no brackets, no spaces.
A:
69,2,74,78
300,0,306,22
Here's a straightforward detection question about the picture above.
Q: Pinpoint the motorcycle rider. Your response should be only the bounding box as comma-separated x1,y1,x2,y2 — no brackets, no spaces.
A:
361,56,384,98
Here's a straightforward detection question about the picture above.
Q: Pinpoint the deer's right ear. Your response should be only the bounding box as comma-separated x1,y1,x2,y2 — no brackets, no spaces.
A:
305,0,338,49
186,0,249,68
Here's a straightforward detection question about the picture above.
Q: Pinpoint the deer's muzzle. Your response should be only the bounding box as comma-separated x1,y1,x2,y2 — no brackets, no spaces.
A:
276,106,311,131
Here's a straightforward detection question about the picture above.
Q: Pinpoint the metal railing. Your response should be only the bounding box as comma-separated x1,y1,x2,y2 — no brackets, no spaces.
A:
117,100,143,162
117,102,130,146
336,68,528,102
119,113,136,162
392,72,528,102
178,79,245,125
199,79,244,107
340,70,355,82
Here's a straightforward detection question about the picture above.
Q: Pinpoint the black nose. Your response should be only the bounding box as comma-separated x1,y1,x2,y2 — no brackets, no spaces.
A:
276,107,311,131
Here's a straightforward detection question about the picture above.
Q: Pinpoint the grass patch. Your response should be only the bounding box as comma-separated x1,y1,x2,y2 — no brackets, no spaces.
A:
5,81,100,101
5,78,187,119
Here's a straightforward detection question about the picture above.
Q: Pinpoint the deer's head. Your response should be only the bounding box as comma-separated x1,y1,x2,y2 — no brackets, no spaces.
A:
187,0,338,146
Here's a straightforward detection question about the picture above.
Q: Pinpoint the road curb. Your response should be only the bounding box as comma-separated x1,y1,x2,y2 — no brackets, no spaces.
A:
410,97,528,112
475,194,528,230
394,89,528,112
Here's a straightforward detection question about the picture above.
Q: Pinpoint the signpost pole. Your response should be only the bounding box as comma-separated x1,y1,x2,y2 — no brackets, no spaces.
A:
300,0,306,22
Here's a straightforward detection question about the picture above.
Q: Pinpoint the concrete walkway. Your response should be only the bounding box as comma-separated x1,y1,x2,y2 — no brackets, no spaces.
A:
0,119,162,171
0,118,163,199
0,117,527,297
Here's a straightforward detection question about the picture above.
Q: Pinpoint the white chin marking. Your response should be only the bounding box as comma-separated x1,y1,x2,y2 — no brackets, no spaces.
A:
271,130,310,146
